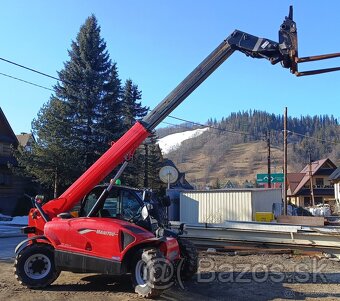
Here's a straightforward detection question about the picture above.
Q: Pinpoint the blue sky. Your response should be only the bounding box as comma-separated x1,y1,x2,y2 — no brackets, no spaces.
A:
0,0,340,134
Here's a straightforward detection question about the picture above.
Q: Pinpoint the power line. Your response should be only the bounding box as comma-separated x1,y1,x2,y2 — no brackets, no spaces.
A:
0,57,69,84
162,114,340,145
0,71,54,92
163,115,255,137
287,130,339,145
1,56,338,145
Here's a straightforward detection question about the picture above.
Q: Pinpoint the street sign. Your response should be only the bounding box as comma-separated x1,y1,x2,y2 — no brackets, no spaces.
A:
256,173,284,183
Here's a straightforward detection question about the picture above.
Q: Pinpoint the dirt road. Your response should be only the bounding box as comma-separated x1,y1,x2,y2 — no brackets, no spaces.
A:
1,252,340,301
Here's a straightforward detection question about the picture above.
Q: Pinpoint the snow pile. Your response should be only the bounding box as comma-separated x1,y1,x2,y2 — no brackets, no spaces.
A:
10,216,28,225
0,215,28,225
0,213,12,221
158,127,209,154
308,206,331,217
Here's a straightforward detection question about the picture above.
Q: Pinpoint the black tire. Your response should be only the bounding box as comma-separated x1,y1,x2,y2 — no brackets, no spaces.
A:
14,244,60,288
131,248,171,298
178,238,198,281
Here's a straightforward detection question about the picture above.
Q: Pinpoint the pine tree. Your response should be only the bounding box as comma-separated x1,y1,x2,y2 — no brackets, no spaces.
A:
119,79,160,187
121,79,148,129
55,15,122,170
15,97,80,197
95,63,123,153
15,15,123,197
143,133,164,190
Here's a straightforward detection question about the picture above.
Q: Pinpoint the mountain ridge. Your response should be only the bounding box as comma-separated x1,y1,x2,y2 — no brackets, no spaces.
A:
156,111,340,189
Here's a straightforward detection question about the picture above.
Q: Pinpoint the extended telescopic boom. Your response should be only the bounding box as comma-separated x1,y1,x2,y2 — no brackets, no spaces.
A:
40,6,340,218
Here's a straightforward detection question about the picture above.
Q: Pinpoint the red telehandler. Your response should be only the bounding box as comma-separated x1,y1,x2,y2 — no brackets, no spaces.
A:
14,6,340,298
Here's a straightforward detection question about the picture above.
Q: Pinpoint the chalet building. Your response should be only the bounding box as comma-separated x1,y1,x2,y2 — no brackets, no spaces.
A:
16,132,35,151
329,167,340,211
0,108,33,216
287,158,337,208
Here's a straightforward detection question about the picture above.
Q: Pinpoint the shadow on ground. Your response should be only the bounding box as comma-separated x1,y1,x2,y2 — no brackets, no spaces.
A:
44,271,340,301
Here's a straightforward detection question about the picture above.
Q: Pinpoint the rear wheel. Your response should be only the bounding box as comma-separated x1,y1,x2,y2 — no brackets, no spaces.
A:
178,238,198,280
131,248,170,298
14,244,60,288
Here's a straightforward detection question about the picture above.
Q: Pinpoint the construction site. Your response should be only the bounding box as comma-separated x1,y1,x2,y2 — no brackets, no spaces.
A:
1,2,340,301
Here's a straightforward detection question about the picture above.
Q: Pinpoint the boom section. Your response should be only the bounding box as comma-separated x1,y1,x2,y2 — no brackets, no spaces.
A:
42,122,149,217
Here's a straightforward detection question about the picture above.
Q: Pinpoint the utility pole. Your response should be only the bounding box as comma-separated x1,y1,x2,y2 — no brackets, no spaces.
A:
143,143,149,188
54,167,58,198
283,107,288,215
309,151,315,207
267,130,271,188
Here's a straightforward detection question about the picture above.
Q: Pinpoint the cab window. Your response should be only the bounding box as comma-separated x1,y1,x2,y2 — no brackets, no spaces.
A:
121,191,142,220
101,189,120,217
80,187,142,219
82,191,99,216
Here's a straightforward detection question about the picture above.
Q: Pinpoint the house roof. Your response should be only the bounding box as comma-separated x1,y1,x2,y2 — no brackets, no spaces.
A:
287,173,305,195
16,133,34,148
330,167,340,181
0,107,18,147
291,158,337,195
300,158,336,174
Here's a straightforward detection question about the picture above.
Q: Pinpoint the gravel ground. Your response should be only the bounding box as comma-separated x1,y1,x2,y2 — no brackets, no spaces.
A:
1,251,340,301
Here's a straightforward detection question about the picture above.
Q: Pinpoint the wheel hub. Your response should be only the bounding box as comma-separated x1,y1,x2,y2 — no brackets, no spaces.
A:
24,254,51,280
135,261,148,288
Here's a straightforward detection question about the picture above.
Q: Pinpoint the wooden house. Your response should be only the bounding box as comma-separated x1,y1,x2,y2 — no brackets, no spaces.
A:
0,107,32,215
287,158,337,208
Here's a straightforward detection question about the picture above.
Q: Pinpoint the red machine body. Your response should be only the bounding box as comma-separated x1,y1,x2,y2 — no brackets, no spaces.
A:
27,121,150,234
44,217,179,262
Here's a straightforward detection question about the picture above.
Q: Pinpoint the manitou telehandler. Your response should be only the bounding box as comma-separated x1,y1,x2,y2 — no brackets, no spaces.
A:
14,6,340,298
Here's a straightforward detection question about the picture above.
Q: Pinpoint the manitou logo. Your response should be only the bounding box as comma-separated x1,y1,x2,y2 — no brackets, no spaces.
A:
78,229,118,237
96,229,118,237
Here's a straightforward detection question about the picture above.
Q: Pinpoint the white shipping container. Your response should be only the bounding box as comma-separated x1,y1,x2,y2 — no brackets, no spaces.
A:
180,189,281,224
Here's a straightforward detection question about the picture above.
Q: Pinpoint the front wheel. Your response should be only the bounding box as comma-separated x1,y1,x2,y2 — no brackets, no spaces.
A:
131,248,171,298
14,244,60,288
178,238,198,281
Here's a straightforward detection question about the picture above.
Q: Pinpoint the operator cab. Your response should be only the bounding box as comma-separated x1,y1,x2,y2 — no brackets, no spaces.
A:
78,185,162,232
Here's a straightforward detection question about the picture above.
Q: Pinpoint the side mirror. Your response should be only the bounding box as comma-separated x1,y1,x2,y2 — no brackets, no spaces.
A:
141,206,149,220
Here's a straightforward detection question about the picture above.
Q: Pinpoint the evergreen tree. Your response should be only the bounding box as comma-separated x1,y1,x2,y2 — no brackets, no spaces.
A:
55,15,122,170
121,79,148,129
94,63,123,156
143,133,164,190
15,97,80,197
15,15,123,197
119,79,164,188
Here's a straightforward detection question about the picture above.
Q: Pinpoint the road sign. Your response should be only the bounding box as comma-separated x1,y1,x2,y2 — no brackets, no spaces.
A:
256,173,284,183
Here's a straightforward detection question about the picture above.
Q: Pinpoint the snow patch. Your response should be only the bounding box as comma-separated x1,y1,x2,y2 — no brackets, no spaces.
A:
0,215,28,225
158,127,209,154
0,213,12,221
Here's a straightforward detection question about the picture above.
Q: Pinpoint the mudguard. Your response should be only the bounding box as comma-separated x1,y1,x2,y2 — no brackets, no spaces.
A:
15,235,51,254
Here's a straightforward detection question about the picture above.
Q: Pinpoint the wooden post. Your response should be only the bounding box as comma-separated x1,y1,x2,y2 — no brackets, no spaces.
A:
143,144,149,188
54,167,58,198
283,107,288,215
267,130,271,188
309,152,315,207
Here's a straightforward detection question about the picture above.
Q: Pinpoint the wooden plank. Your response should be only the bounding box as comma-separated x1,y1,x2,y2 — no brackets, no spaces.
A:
277,215,324,226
